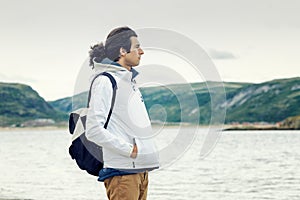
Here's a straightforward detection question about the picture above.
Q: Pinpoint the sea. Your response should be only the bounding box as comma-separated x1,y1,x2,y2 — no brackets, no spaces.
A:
0,127,299,200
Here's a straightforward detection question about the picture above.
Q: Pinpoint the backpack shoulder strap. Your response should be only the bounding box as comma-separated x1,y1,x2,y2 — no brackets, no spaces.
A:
87,72,117,129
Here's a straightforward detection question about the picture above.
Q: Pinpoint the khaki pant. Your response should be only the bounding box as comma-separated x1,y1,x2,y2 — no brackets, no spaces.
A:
104,171,149,200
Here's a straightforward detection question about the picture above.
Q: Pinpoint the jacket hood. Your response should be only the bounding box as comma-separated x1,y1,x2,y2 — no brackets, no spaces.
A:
93,57,125,73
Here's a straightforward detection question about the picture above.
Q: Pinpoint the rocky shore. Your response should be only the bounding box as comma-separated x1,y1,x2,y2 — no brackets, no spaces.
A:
223,115,300,131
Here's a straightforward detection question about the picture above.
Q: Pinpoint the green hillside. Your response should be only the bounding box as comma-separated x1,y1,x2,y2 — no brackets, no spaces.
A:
141,81,249,124
0,82,67,126
3,78,298,127
49,91,88,113
223,77,300,123
48,77,300,125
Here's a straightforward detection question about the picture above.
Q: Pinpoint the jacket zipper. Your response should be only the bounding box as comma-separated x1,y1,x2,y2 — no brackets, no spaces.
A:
132,138,136,168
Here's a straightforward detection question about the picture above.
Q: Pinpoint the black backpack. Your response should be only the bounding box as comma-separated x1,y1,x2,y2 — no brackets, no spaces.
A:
68,72,117,176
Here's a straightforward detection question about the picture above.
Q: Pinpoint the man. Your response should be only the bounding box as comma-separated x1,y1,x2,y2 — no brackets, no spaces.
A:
86,26,159,200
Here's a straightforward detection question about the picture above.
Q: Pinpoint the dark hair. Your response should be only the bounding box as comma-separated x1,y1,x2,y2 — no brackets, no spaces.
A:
89,26,138,67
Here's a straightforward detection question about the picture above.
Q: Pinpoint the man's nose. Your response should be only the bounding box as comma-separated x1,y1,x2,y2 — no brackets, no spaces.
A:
139,48,144,55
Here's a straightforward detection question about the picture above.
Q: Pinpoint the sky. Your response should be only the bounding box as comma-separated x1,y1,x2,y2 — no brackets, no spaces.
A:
0,0,299,100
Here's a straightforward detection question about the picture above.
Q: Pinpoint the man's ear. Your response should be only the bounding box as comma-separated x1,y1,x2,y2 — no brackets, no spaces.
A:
120,48,127,57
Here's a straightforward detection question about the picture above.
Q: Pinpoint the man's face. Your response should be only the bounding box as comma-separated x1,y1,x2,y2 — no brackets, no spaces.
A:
124,36,144,67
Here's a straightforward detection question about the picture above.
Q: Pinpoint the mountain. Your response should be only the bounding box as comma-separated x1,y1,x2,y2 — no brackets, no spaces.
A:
223,77,300,123
48,91,88,114
140,81,251,124
49,81,250,124
0,82,67,126
50,77,300,125
4,78,298,127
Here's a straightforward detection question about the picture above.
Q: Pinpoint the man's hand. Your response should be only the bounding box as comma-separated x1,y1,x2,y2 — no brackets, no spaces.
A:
130,144,138,158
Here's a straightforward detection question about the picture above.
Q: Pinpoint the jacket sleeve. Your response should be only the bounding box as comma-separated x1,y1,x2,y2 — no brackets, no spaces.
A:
86,76,134,157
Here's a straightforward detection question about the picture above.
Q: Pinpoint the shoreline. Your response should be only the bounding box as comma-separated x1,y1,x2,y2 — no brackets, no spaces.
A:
0,124,299,131
0,126,68,132
222,124,300,131
222,127,299,131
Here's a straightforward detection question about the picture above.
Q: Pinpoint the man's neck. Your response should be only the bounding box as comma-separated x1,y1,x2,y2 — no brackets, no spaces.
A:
117,60,132,71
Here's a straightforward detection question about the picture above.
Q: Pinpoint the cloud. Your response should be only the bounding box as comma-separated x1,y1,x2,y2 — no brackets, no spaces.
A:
208,49,237,60
0,73,8,80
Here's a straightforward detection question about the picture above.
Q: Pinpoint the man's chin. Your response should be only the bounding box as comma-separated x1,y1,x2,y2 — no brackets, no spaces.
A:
132,61,140,67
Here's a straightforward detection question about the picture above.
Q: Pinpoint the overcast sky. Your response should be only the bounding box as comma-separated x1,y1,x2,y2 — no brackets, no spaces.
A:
0,0,299,100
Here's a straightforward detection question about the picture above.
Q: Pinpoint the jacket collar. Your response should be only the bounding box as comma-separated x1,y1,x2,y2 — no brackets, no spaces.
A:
93,57,139,80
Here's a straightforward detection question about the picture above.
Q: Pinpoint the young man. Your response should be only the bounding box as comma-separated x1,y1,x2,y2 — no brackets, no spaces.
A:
86,27,159,200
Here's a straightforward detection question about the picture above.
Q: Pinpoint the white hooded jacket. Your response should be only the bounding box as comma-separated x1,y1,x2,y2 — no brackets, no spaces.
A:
86,58,159,170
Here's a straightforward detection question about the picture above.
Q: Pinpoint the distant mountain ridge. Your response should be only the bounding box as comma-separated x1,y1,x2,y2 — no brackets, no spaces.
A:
49,77,300,125
1,77,299,127
48,92,88,114
0,82,67,126
222,77,300,123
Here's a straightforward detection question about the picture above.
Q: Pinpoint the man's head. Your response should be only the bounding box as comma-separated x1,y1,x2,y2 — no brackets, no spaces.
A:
117,34,144,70
89,26,144,69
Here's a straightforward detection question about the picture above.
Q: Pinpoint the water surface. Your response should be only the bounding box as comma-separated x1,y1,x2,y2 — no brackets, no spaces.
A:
0,128,299,200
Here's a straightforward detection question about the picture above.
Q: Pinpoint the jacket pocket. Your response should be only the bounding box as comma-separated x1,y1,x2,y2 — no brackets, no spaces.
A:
135,138,159,167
